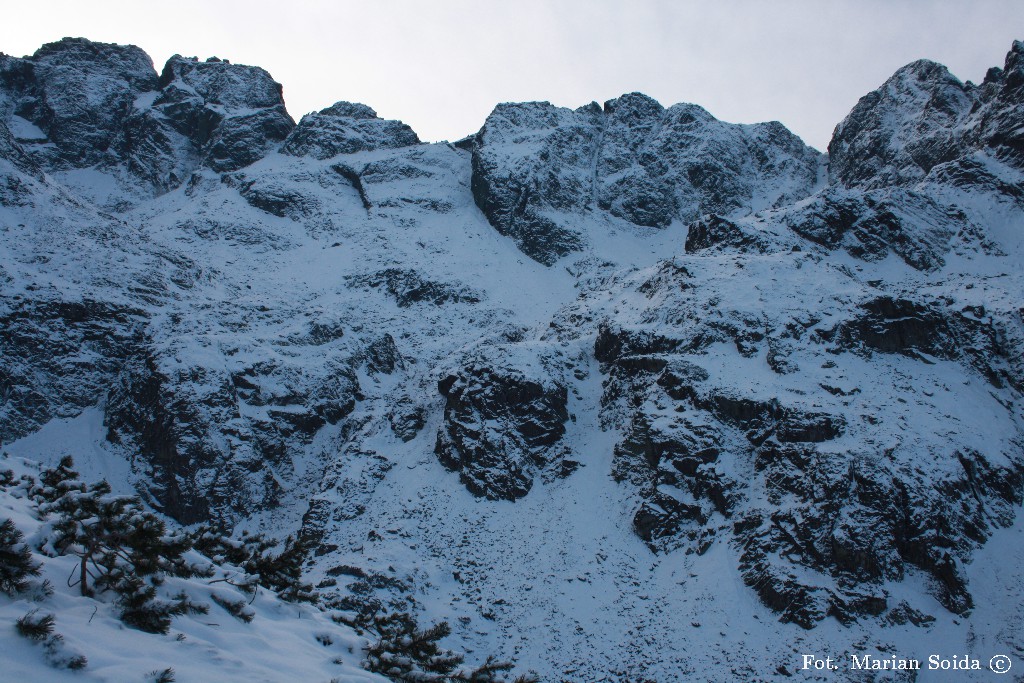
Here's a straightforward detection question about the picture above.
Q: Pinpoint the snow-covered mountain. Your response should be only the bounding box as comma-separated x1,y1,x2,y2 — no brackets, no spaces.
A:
2,36,1024,681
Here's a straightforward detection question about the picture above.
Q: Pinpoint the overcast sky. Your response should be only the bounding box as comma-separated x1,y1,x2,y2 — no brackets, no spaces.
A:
3,1,1022,151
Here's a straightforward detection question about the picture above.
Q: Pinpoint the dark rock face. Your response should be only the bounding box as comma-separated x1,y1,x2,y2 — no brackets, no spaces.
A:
0,299,144,445
738,445,1023,626
1,38,158,168
845,297,951,356
345,269,481,307
684,214,765,254
0,120,40,177
829,60,973,188
0,38,194,192
104,350,258,524
104,343,360,524
388,396,426,442
281,101,420,159
469,93,822,264
973,40,1024,169
826,296,1021,390
594,321,687,362
364,334,404,375
0,294,363,525
784,189,960,270
468,101,589,266
579,221,1024,630
235,174,323,219
0,124,42,211
155,55,294,173
435,363,569,500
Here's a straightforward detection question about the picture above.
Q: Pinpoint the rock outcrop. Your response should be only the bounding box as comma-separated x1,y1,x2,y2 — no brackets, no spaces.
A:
576,240,1024,629
0,38,158,169
282,101,419,159
154,55,294,173
0,38,295,197
435,355,569,500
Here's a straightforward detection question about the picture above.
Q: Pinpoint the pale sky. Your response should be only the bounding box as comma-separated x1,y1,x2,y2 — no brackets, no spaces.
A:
3,0,1022,151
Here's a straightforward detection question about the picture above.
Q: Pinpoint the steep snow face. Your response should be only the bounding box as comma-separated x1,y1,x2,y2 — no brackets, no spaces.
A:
468,92,823,264
2,36,1024,682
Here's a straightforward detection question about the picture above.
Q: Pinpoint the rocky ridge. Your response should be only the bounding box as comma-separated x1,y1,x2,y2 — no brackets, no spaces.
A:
1,36,1024,681
466,92,824,264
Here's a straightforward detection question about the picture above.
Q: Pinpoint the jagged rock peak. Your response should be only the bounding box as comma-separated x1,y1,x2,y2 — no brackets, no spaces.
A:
0,37,159,168
603,91,664,118
976,39,1024,169
281,100,420,159
158,54,289,110
828,58,973,188
1005,38,1024,81
151,52,294,173
319,101,380,119
828,40,1024,190
470,91,822,264
0,37,299,186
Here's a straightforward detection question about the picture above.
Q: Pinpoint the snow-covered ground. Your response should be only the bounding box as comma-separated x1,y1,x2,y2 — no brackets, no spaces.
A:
0,453,385,683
